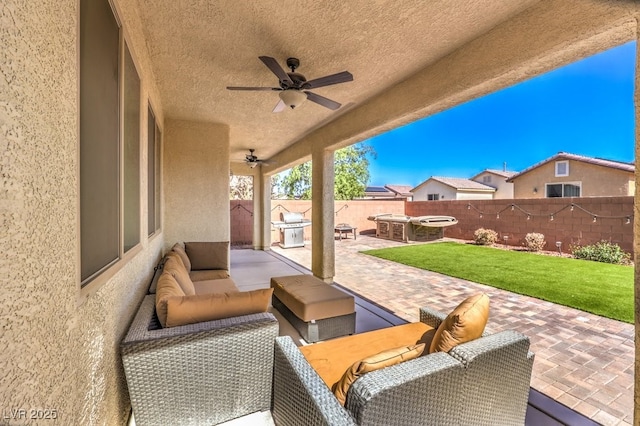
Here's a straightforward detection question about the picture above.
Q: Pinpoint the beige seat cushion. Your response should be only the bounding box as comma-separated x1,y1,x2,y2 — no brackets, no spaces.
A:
163,254,196,296
271,275,354,321
300,322,434,391
192,278,239,295
189,269,230,282
332,343,425,405
155,272,186,327
429,293,490,354
185,241,229,271
164,288,273,328
171,243,191,272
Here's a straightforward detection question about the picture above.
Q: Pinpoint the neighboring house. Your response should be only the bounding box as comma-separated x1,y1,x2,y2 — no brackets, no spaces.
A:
363,184,413,200
507,152,635,198
384,184,414,201
470,169,517,199
411,177,496,201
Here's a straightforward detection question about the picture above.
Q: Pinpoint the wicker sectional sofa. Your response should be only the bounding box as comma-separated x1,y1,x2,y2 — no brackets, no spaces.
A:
272,305,535,426
121,242,279,425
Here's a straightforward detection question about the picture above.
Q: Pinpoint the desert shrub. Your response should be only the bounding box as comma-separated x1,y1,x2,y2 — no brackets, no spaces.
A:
571,241,631,265
473,228,498,246
524,233,546,252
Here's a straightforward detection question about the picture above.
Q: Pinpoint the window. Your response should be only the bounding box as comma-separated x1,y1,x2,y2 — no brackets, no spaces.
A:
555,160,569,177
148,105,161,236
546,182,581,198
482,175,492,183
80,0,142,287
123,43,141,252
427,194,440,201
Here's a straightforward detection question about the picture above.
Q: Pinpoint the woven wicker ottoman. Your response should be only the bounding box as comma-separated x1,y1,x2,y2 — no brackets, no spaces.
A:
270,275,355,343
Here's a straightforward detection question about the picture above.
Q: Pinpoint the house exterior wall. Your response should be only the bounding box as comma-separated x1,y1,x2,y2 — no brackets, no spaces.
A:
512,160,634,199
164,119,230,249
2,1,166,424
472,172,515,199
413,181,458,201
456,190,495,200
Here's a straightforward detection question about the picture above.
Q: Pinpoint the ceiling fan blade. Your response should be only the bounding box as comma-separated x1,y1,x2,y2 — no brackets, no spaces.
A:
227,86,280,91
272,99,286,113
303,71,353,90
259,56,293,86
305,91,341,110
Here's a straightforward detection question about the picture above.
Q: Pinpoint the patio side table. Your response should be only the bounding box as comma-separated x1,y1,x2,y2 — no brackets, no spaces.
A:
335,224,357,240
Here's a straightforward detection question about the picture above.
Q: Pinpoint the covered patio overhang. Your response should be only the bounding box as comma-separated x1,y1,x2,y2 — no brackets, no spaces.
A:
4,0,640,424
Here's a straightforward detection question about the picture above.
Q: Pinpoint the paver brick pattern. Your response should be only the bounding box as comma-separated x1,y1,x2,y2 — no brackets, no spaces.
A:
272,235,634,426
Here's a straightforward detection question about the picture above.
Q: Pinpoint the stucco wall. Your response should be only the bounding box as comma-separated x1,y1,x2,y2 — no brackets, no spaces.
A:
513,160,634,198
164,119,230,248
1,1,165,424
472,172,515,199
413,181,457,201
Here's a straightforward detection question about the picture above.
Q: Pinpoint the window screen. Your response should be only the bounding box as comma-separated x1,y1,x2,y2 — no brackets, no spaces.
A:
80,0,120,283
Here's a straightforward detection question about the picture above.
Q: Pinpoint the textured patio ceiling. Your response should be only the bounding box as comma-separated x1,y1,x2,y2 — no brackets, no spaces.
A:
133,0,540,162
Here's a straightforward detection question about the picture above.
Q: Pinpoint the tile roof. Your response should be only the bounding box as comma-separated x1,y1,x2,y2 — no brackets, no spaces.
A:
428,176,496,191
384,184,413,195
507,152,635,181
479,169,518,178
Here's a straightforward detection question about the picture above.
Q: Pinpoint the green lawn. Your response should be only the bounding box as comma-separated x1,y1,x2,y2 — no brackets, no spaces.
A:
362,242,634,323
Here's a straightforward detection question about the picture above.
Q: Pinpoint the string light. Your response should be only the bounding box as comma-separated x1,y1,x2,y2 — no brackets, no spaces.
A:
511,205,515,211
479,214,483,219
570,205,574,212
496,213,500,219
527,215,530,220
550,215,554,221
593,216,597,223
626,217,631,225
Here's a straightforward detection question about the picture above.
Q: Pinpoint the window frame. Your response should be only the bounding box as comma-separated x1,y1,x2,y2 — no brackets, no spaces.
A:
555,160,569,177
148,103,162,238
427,193,440,201
79,0,145,303
545,181,582,198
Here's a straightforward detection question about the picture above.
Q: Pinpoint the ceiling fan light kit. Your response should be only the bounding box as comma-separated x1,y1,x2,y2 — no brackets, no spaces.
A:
279,89,307,109
227,56,353,112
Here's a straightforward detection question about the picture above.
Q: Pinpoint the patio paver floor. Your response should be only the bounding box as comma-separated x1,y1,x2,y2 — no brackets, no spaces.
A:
272,235,634,426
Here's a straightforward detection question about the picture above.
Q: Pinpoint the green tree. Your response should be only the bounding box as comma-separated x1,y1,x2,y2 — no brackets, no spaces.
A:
279,143,375,200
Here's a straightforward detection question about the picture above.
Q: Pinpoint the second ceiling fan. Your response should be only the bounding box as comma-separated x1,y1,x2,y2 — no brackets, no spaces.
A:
227,56,353,112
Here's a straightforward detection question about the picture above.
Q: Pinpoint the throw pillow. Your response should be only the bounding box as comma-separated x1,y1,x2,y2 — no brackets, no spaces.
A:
171,243,191,272
155,271,186,328
429,293,490,354
185,241,229,271
164,288,273,328
332,343,426,405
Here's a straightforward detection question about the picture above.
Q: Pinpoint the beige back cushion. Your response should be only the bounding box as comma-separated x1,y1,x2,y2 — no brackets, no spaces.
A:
332,343,426,405
163,255,196,296
171,243,191,272
429,293,490,354
155,272,186,327
185,241,229,271
164,288,273,328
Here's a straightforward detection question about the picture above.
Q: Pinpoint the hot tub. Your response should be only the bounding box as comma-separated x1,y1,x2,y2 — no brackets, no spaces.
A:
367,213,458,243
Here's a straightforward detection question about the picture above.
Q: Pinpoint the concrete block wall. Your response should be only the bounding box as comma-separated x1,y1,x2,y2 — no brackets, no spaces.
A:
406,197,634,254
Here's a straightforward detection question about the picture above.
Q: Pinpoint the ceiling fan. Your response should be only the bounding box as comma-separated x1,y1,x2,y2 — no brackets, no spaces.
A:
245,149,265,168
227,56,353,112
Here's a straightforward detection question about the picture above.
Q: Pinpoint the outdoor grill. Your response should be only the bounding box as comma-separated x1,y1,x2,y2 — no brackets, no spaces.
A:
367,213,458,243
271,212,312,248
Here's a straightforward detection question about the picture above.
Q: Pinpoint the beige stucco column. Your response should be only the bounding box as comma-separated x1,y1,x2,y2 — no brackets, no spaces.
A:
634,20,640,425
311,148,335,282
254,171,272,250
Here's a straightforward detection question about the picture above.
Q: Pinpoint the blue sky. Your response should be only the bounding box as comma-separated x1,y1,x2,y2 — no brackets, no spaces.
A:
366,41,637,187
